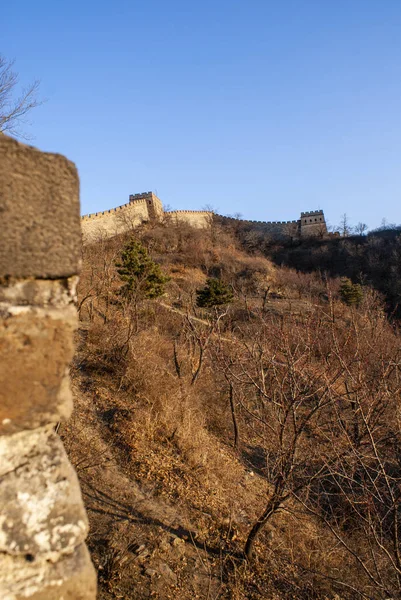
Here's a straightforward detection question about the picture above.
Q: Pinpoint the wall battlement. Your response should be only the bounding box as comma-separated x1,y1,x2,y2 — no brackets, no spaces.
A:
220,215,299,225
81,200,146,221
129,191,153,200
301,209,324,217
167,209,211,214
81,192,327,242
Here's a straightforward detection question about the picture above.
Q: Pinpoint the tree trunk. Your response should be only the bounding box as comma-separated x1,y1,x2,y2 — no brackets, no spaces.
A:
229,383,240,450
191,345,204,385
173,340,181,378
244,495,282,561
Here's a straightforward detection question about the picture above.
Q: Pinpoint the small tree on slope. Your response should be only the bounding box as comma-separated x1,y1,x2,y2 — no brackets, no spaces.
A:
116,238,169,331
339,277,363,307
196,278,234,308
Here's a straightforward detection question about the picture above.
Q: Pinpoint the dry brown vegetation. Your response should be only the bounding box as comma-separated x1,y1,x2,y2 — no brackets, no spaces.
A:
63,220,401,599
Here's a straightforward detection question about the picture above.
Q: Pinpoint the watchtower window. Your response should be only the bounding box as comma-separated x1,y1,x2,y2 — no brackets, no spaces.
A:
310,219,312,222
315,218,317,221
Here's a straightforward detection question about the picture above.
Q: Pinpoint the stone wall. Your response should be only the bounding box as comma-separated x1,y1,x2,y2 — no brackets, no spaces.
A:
129,192,164,220
166,210,212,229
217,211,327,239
0,134,97,599
81,192,327,243
81,199,149,242
216,215,301,238
299,210,326,237
81,196,213,242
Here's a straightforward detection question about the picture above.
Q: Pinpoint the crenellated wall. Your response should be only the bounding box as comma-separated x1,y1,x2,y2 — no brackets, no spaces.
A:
82,198,150,242
81,193,213,242
0,134,97,600
129,192,164,220
215,216,298,238
217,209,326,239
81,191,327,243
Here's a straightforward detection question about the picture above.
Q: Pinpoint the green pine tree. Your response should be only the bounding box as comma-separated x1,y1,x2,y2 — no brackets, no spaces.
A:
339,278,363,307
116,238,169,304
196,278,234,308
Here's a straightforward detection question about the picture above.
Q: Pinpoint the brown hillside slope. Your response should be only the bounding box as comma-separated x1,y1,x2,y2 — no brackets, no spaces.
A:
63,221,401,599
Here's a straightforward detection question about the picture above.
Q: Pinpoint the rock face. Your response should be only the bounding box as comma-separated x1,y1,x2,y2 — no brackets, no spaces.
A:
0,135,96,599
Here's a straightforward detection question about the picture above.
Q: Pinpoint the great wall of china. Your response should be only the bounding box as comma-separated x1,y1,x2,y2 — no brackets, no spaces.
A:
81,192,327,242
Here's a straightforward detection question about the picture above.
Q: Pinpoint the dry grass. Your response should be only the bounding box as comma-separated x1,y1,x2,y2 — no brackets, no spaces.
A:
65,222,401,599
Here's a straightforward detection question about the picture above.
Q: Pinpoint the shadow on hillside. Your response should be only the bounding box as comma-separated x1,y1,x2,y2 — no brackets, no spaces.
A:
250,233,401,318
82,481,244,560
242,445,267,478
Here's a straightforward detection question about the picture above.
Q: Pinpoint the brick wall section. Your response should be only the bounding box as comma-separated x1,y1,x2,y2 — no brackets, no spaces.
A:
217,212,327,238
81,199,149,242
81,195,212,243
0,134,97,599
216,215,301,238
81,196,327,243
166,210,212,229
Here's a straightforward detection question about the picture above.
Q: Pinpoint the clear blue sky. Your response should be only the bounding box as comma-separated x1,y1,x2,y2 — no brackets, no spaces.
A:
3,0,401,229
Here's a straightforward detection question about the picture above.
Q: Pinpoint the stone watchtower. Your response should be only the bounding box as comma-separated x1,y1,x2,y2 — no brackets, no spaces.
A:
299,210,327,237
128,191,163,221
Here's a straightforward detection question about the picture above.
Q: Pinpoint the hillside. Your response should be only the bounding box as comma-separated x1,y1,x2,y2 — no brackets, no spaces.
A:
62,220,401,599
228,220,401,318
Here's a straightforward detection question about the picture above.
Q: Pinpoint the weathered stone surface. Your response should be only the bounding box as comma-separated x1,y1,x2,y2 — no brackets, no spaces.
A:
0,426,88,558
0,277,79,308
0,543,97,600
0,136,96,598
0,305,77,434
0,134,81,278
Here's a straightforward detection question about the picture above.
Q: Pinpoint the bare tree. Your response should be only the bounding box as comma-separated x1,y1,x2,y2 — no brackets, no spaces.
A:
202,203,217,213
354,222,368,236
0,55,42,138
78,234,123,323
213,290,401,598
215,309,346,560
183,308,228,386
294,306,401,599
338,213,353,237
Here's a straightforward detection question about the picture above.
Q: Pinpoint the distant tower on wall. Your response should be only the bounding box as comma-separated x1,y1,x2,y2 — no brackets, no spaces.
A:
299,210,327,237
128,191,163,221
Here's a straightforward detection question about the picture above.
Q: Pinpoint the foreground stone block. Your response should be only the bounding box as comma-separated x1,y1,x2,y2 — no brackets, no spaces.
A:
0,426,88,558
0,134,81,278
0,543,96,600
0,304,77,434
0,136,96,598
0,278,79,309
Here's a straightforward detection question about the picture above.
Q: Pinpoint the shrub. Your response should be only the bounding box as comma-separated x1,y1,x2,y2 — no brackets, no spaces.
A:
196,278,234,308
339,277,363,307
116,238,169,302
